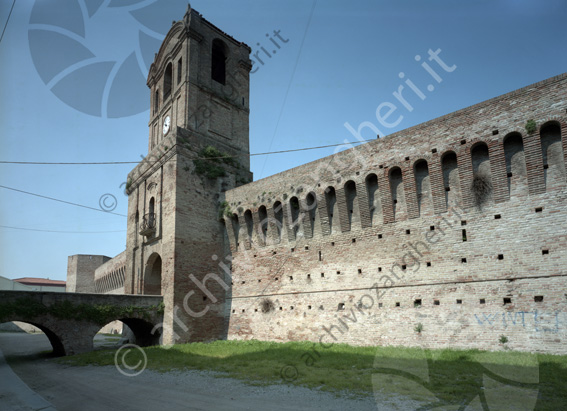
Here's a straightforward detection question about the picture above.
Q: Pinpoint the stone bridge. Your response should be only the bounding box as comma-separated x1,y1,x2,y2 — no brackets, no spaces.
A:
0,291,163,356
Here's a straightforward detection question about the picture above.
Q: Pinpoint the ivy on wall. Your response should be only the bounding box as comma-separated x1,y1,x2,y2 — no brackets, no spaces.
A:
0,298,164,325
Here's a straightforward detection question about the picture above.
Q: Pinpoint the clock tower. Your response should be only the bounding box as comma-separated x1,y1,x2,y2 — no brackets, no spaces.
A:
123,5,252,345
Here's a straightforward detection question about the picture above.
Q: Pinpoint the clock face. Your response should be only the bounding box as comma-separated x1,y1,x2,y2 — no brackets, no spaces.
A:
162,115,171,135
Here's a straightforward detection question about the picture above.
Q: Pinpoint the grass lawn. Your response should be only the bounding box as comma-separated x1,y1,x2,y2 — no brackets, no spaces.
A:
59,340,566,410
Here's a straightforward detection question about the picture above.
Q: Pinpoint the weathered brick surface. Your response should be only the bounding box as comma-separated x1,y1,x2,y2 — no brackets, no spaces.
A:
224,73,567,354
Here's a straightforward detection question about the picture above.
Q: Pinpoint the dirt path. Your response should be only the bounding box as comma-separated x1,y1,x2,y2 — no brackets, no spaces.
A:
0,332,423,410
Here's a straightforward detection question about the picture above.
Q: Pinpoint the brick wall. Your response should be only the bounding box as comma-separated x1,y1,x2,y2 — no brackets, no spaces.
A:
222,73,567,354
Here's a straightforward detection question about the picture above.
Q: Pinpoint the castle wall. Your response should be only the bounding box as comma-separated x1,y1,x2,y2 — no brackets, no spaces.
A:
222,73,567,354
66,255,110,293
94,251,126,294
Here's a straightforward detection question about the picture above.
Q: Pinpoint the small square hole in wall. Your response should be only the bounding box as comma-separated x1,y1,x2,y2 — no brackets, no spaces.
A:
289,276,293,281
338,303,345,311
291,248,295,253
378,234,383,239
242,281,246,284
405,156,410,161
379,164,384,169
321,272,325,278
460,139,466,145
258,279,261,283
303,246,309,251
434,300,440,306
542,249,549,255
494,214,501,219
498,254,504,260
393,199,398,204
535,207,543,213
378,302,383,308
461,258,467,263
272,251,277,255
402,265,407,270
480,298,486,304
462,229,467,242
290,306,294,310
534,296,544,302
331,242,335,246
336,271,341,275
307,274,311,279
352,238,356,243
492,129,499,135
426,262,431,267
275,277,279,281
279,307,283,310
358,269,362,274
203,296,207,301
378,267,382,272
308,305,312,309
406,229,411,235
432,148,437,153
395,302,400,307
430,226,435,231
319,305,324,310
507,172,513,178
242,309,245,313
414,299,422,307
456,299,462,304
461,220,467,226
232,309,235,313
445,186,451,192
356,171,360,175
503,297,512,304
254,254,257,258
254,308,258,312
543,164,549,169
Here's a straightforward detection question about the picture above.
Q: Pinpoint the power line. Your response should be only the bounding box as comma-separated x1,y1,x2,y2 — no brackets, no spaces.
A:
0,0,15,45
0,185,127,217
0,138,375,165
0,225,126,234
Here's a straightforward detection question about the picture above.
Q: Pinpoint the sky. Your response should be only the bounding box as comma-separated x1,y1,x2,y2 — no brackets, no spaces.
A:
0,0,566,281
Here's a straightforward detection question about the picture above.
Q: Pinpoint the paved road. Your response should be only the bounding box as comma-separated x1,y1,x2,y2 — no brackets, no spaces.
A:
0,332,418,411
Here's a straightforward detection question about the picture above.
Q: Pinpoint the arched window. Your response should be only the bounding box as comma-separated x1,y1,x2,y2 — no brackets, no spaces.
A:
144,254,162,296
365,174,382,226
441,151,460,208
164,63,172,100
177,58,182,85
540,122,566,190
503,133,527,196
211,39,227,84
289,196,301,239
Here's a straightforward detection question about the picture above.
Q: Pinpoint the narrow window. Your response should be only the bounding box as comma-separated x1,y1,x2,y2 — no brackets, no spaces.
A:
163,63,172,100
177,58,182,84
211,39,227,84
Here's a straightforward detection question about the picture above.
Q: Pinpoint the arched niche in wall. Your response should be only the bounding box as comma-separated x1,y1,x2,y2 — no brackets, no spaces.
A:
258,205,268,245
441,151,460,208
470,142,493,207
305,192,318,238
540,121,566,190
344,180,359,231
230,213,240,249
288,196,302,240
389,167,406,221
164,62,173,100
413,159,433,217
144,253,162,296
244,209,254,247
503,132,528,197
273,201,284,243
365,173,382,226
324,186,337,235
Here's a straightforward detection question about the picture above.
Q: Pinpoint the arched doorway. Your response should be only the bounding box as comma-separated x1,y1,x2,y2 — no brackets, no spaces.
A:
143,254,162,295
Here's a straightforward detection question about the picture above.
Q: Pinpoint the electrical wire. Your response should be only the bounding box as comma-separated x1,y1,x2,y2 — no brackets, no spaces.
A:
0,0,16,45
0,225,126,234
0,185,127,217
0,138,374,165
